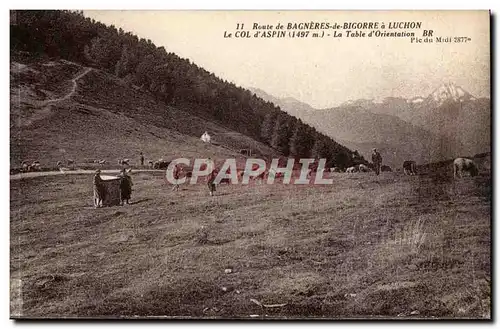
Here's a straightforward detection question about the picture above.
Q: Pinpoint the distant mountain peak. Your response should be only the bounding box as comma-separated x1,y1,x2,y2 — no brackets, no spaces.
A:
428,82,472,105
340,98,375,107
281,96,302,103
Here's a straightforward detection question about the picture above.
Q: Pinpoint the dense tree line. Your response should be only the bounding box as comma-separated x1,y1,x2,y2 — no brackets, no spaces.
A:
10,10,365,169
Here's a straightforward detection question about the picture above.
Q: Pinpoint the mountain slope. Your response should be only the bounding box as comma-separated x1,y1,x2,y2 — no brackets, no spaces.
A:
252,89,453,168
408,84,490,156
299,107,457,168
248,87,316,119
10,10,362,170
339,85,490,158
254,83,490,168
10,58,279,167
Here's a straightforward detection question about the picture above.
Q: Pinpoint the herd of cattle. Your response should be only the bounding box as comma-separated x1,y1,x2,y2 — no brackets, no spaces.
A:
16,156,481,179
19,158,151,172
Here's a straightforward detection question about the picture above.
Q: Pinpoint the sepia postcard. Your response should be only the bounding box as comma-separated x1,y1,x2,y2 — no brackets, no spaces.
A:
10,10,491,319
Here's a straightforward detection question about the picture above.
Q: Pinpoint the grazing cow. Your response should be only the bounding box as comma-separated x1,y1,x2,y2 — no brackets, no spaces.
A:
346,166,358,173
240,149,252,156
31,161,41,171
403,161,417,175
201,131,211,143
358,164,370,172
21,161,30,172
453,158,479,178
381,165,392,172
57,161,71,173
154,160,170,170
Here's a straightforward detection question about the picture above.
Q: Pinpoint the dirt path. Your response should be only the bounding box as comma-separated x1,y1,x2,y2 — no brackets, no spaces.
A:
10,169,164,180
17,66,93,127
46,67,92,104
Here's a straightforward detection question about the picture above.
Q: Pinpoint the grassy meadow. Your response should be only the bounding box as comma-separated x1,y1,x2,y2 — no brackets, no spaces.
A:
10,169,491,319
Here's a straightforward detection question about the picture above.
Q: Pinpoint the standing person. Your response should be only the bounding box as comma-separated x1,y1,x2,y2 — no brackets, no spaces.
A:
93,169,105,208
207,168,218,197
140,152,145,167
371,148,383,176
172,163,182,191
119,168,133,205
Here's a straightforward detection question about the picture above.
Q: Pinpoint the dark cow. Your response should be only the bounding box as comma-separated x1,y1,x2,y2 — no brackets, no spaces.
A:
381,165,392,172
330,167,343,173
453,158,478,178
118,159,130,166
240,149,252,156
153,160,171,169
403,161,417,176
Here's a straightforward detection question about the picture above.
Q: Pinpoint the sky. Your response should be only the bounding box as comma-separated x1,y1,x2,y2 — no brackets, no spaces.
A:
84,10,489,109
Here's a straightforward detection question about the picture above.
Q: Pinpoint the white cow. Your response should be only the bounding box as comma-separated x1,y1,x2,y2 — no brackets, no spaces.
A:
346,166,358,173
201,131,211,143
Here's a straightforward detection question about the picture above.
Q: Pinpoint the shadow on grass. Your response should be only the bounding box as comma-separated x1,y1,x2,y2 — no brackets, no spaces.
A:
130,198,151,205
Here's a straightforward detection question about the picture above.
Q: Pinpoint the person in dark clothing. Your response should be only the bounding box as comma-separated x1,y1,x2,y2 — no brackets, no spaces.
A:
371,148,383,176
93,169,105,208
140,152,145,166
207,168,218,196
119,169,133,205
172,164,182,191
